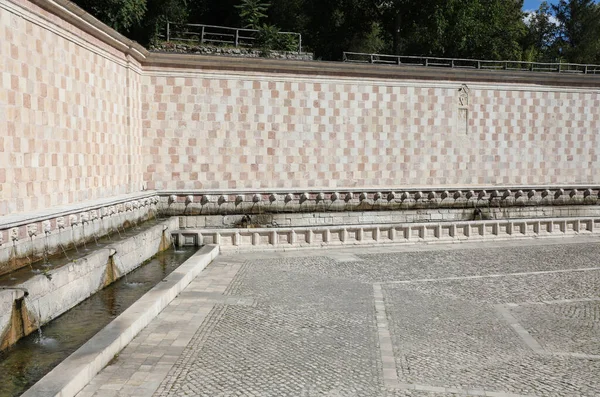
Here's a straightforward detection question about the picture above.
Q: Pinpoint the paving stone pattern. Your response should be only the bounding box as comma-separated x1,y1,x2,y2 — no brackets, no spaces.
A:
510,301,600,357
76,239,600,397
384,284,599,396
156,256,383,397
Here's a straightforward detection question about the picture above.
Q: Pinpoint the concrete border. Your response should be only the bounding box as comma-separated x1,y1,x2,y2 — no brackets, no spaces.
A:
21,244,220,397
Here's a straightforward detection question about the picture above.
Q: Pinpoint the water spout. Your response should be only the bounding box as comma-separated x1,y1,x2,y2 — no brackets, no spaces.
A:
0,287,29,297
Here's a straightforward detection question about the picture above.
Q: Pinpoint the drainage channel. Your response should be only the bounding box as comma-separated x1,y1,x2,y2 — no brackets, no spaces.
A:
0,246,197,397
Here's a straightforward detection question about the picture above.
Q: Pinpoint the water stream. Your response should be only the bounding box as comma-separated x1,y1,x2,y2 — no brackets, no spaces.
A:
0,247,197,397
0,219,166,288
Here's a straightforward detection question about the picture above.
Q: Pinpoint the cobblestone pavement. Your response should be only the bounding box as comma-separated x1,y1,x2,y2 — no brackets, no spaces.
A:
76,237,600,397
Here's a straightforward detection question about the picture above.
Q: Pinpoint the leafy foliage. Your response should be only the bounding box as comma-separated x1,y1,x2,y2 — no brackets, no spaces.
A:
73,0,600,63
235,0,270,29
552,0,600,63
77,0,147,33
523,1,560,61
257,24,299,53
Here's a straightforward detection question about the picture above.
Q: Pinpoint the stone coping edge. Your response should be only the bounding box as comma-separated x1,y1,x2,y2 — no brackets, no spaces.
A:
0,191,159,229
177,217,600,252
21,244,220,397
159,185,600,196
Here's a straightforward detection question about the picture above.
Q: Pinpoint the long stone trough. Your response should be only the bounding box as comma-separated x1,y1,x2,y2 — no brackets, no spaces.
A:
0,217,178,350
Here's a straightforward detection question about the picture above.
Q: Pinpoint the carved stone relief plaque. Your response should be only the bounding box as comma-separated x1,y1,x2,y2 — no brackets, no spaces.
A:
457,84,470,135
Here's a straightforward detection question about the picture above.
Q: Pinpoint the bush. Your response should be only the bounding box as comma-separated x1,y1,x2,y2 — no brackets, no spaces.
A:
257,24,299,53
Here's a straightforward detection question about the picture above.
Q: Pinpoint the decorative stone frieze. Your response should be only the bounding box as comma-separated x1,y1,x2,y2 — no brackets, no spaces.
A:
158,186,600,215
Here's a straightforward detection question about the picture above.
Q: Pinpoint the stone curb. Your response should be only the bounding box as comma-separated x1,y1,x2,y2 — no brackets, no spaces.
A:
21,244,220,397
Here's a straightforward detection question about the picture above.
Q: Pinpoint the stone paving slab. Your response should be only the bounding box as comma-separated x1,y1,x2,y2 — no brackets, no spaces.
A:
73,236,600,397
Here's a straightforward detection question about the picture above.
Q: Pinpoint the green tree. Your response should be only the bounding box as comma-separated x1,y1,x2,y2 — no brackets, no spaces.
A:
523,1,560,61
267,0,308,34
77,0,147,33
130,0,190,45
552,0,600,63
370,0,526,60
303,0,378,59
236,0,270,29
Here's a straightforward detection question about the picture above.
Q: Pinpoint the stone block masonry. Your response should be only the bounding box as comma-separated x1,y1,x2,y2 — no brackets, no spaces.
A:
0,0,145,215
142,72,600,191
1,0,600,224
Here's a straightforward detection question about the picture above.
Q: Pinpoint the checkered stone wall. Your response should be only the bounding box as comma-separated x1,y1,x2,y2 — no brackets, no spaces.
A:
2,0,600,219
0,0,144,215
142,73,600,190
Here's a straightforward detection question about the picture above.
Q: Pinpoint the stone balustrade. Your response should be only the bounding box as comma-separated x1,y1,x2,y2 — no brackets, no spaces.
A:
175,217,600,251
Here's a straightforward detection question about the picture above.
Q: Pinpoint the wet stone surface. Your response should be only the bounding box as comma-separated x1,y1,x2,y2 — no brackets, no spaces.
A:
83,240,600,397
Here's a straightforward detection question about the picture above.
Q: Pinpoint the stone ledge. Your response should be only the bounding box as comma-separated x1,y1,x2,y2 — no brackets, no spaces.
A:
21,244,219,397
0,192,159,229
174,217,600,251
144,52,600,88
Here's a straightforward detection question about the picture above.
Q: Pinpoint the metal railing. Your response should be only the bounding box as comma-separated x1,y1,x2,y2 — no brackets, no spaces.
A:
163,22,302,53
343,52,600,75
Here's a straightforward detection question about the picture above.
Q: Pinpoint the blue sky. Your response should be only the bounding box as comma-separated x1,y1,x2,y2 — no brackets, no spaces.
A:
523,0,599,11
523,0,557,11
